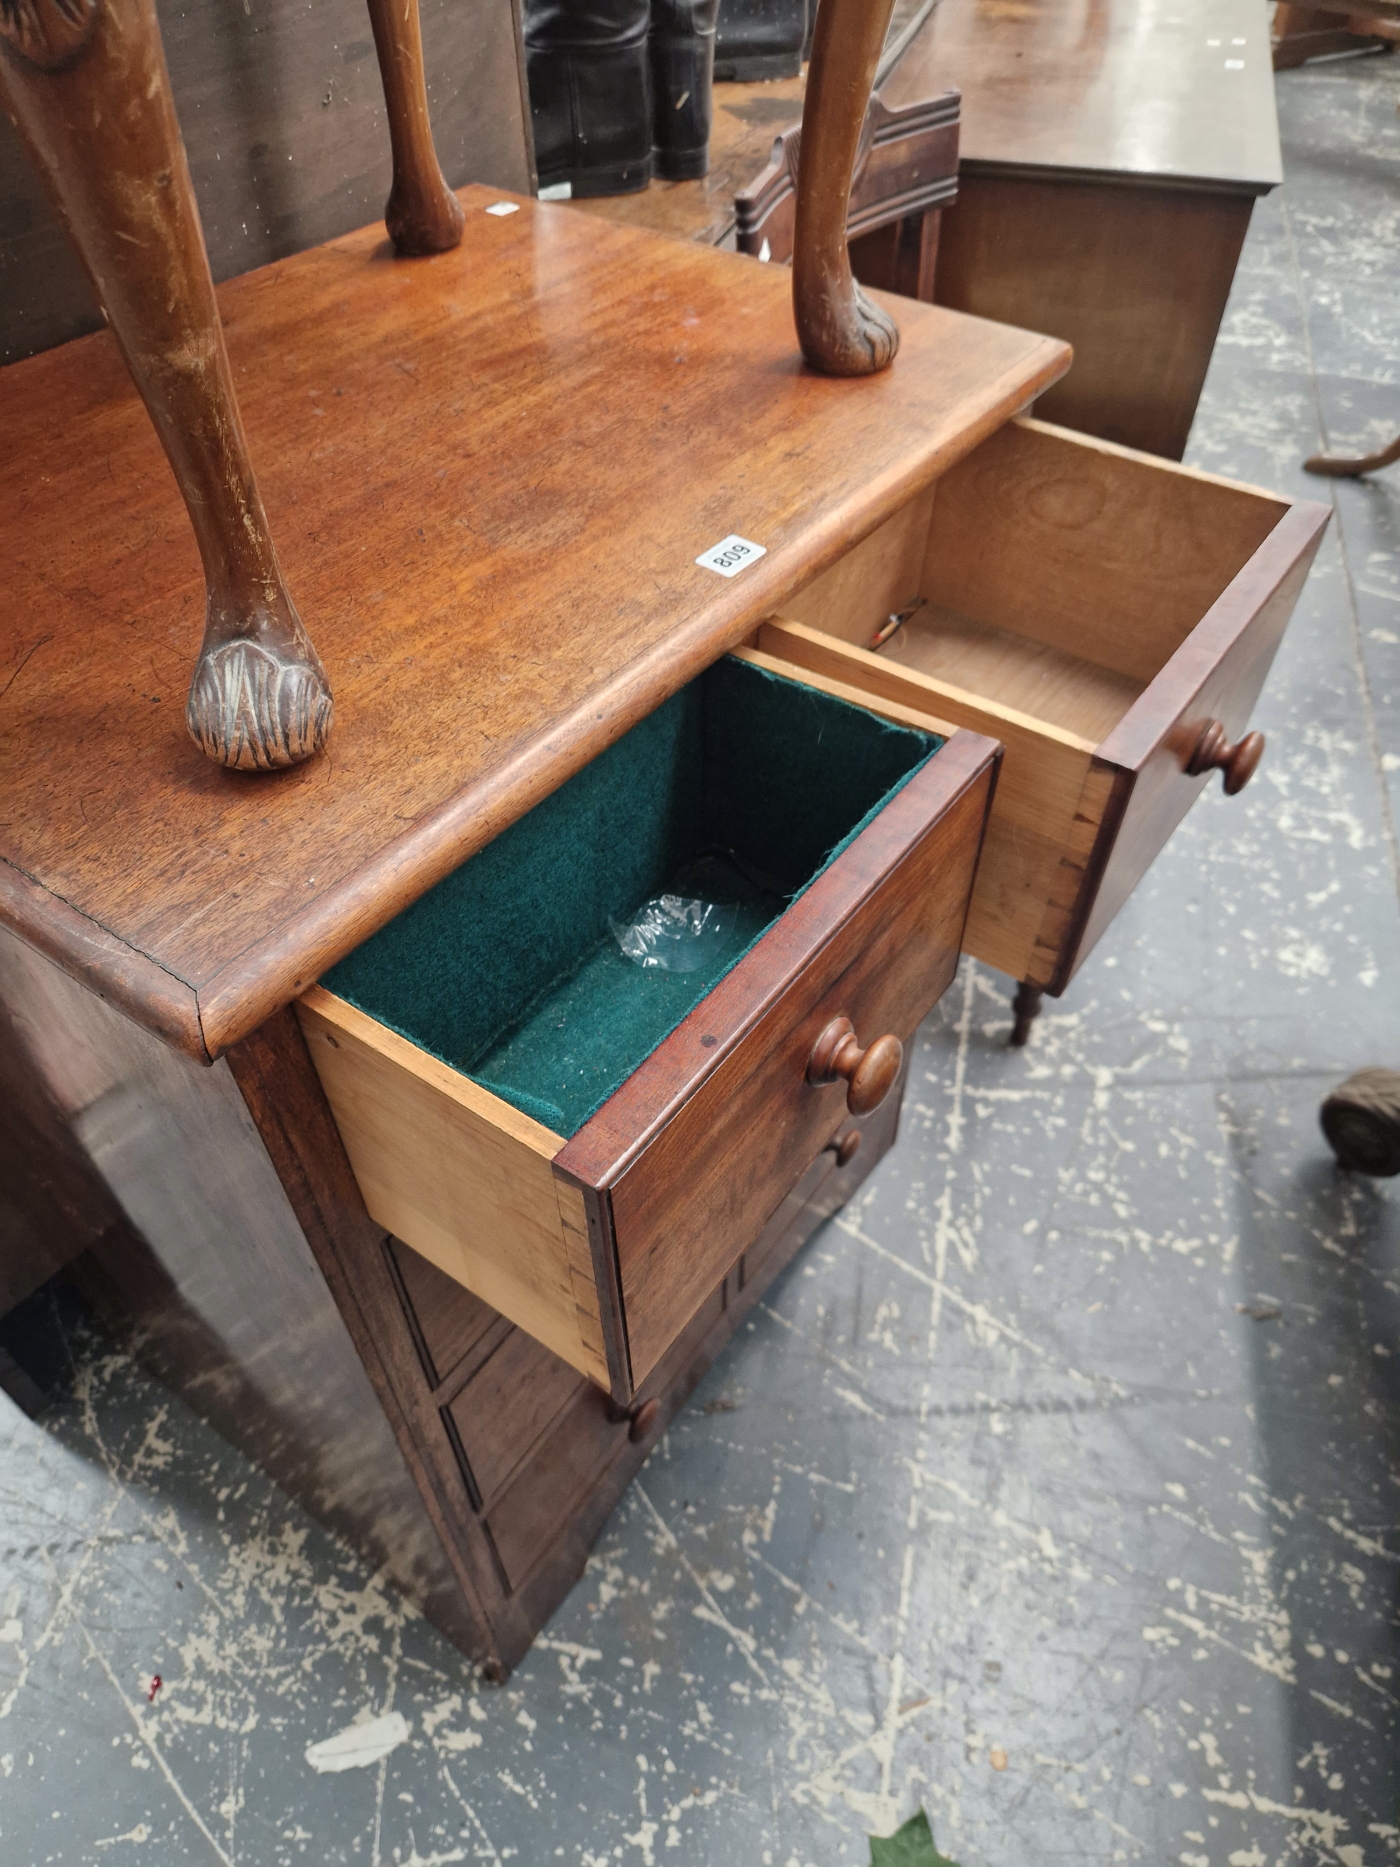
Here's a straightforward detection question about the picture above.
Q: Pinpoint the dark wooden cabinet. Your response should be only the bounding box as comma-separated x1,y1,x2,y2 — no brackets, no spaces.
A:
908,0,1283,460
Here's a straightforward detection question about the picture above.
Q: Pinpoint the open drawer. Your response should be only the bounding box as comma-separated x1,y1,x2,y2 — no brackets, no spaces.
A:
298,654,997,1403
759,417,1330,1006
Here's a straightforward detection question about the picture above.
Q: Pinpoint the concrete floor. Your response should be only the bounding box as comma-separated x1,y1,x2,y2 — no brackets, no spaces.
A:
3,46,1400,1867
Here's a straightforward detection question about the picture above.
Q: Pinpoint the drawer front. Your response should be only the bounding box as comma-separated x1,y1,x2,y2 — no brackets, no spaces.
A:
388,1236,506,1388
483,1379,630,1591
556,730,997,1392
483,1279,732,1593
1077,503,1329,979
449,1327,591,1510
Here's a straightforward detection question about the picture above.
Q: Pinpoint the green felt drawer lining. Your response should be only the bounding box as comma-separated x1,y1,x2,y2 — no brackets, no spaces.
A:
324,655,941,1136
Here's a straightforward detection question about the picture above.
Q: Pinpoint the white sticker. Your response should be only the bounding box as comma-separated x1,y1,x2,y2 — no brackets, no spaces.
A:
538,181,573,201
485,201,520,217
696,534,766,578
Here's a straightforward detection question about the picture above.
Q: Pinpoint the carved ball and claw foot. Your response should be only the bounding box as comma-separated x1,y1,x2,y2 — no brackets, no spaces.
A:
187,614,333,773
0,0,335,776
790,0,900,378
798,277,900,379
1010,982,1043,1048
0,0,100,68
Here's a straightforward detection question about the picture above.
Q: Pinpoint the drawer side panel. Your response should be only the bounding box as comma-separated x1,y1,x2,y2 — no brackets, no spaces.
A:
759,618,1093,983
297,990,611,1387
920,416,1290,684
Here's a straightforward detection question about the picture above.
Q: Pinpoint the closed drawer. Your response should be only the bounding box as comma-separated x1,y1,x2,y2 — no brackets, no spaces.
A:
298,654,997,1402
762,417,1330,995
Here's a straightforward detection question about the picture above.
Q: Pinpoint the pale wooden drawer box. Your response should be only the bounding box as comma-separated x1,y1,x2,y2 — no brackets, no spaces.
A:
762,416,1330,999
299,654,998,1403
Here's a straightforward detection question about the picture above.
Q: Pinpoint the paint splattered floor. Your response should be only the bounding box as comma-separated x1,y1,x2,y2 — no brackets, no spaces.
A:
3,48,1400,1867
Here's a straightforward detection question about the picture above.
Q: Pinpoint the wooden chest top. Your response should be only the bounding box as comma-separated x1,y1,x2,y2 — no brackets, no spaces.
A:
0,186,1067,1060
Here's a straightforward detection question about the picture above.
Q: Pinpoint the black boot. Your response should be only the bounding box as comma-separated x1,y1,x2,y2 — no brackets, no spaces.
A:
650,0,721,179
713,0,808,81
524,0,654,198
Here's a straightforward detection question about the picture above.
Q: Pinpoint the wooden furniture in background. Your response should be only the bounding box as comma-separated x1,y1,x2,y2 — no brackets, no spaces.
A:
0,192,1066,1668
1273,0,1400,67
901,0,1284,461
582,0,1279,459
735,84,959,307
572,53,959,309
755,418,1328,1042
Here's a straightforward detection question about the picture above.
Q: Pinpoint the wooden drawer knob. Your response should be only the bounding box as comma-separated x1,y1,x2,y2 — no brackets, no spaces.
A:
607,1395,661,1442
1184,719,1265,795
807,1016,902,1116
825,1128,862,1168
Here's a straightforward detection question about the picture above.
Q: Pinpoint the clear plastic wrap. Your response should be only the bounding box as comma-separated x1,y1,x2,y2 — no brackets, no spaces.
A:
609,895,739,974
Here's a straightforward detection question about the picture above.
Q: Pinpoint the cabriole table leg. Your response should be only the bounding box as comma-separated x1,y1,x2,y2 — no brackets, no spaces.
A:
0,0,332,773
792,0,900,376
365,0,465,255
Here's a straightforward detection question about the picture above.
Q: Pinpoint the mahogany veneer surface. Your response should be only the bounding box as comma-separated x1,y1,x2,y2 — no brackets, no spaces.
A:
0,186,1068,1062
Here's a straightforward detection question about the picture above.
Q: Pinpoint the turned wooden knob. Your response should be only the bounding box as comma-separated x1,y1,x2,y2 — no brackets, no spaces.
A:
807,1016,902,1115
1183,719,1265,795
825,1128,862,1168
608,1395,661,1442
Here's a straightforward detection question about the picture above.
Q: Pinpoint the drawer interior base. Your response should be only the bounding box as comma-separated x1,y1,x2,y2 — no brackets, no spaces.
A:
880,606,1145,745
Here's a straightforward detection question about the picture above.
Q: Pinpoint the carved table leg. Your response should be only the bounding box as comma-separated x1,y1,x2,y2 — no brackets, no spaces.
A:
0,0,332,772
1010,981,1043,1048
792,0,899,376
365,0,464,254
